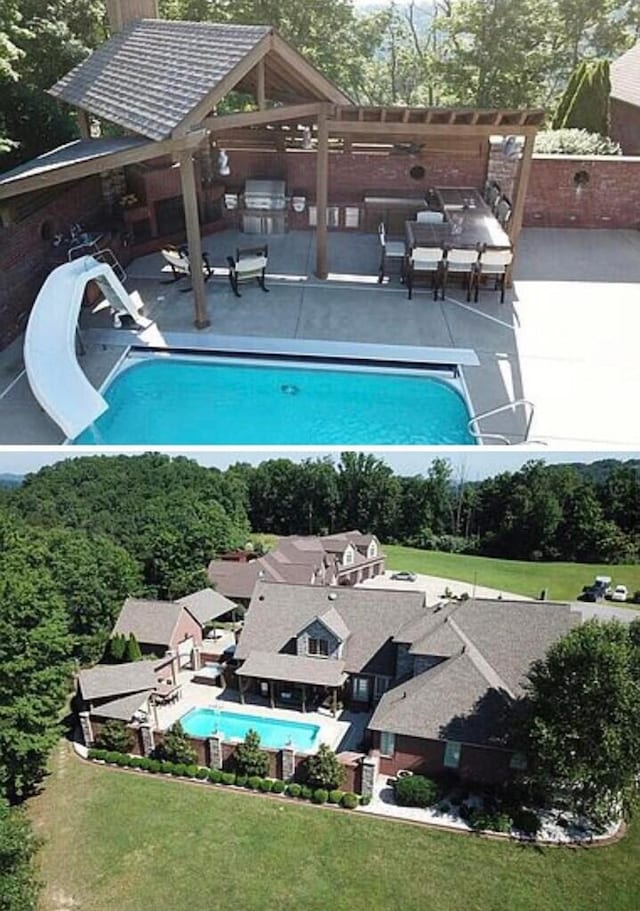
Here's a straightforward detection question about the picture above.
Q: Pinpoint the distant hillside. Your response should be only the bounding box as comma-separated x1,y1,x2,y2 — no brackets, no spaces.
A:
553,460,640,485
0,474,23,488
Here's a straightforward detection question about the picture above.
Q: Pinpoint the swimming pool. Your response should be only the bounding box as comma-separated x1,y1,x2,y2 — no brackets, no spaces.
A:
180,707,320,752
73,354,476,445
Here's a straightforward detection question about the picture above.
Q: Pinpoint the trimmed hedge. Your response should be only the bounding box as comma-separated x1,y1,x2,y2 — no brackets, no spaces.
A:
512,809,541,836
301,785,313,800
208,768,222,783
221,772,236,785
341,792,359,809
312,788,328,804
328,790,344,805
259,779,273,793
271,779,285,794
286,783,302,798
394,774,440,809
235,774,248,788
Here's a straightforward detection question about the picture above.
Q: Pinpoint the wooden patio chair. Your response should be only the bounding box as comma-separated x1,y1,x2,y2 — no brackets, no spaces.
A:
377,222,405,283
227,244,269,298
475,248,514,303
406,246,445,300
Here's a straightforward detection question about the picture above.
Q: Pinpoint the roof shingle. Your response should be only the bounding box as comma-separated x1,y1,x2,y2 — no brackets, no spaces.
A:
611,42,640,108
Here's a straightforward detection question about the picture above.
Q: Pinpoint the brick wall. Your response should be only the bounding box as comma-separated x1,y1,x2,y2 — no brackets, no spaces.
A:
169,607,204,652
0,176,106,348
375,732,514,785
524,154,640,229
610,98,640,156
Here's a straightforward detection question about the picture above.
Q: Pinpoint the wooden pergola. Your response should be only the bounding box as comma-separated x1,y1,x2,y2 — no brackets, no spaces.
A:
0,18,544,330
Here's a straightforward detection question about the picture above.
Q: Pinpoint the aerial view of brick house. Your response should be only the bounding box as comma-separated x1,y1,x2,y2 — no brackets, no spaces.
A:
235,582,579,783
208,531,385,603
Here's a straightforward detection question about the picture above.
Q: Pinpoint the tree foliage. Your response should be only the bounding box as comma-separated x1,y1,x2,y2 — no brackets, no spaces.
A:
304,743,346,790
0,799,40,911
234,729,270,777
94,720,134,753
519,620,640,827
552,58,611,134
155,722,197,765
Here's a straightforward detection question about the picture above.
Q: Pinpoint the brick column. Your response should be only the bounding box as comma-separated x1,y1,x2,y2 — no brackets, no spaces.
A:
361,751,380,799
165,649,180,683
208,735,223,769
193,646,202,671
281,746,296,781
79,711,94,746
140,723,155,756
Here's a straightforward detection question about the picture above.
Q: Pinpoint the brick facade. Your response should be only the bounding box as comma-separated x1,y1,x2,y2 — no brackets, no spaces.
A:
375,731,514,785
610,98,640,156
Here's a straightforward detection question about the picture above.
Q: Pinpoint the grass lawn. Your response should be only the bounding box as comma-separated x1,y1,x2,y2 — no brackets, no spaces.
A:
384,544,640,603
30,745,640,911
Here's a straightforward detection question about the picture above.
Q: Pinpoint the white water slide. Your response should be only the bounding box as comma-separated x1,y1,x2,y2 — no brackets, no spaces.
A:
24,255,149,440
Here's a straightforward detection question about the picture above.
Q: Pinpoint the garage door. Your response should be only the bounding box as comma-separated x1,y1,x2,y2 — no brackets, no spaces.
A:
177,637,194,668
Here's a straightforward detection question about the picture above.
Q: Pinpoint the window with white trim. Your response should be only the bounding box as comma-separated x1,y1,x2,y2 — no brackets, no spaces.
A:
352,676,370,701
308,637,329,657
343,547,354,566
443,741,462,769
368,540,378,558
380,731,395,757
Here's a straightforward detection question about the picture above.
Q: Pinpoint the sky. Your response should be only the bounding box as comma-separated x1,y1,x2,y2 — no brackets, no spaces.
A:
1,448,638,481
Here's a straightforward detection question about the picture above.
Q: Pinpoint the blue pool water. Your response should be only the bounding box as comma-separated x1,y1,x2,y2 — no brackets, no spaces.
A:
180,708,320,752
74,357,475,445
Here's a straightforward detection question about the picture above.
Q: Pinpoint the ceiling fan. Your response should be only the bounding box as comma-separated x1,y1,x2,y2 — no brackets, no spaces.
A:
390,142,426,156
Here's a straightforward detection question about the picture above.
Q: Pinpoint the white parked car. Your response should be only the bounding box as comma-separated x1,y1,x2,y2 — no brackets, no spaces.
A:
611,585,628,602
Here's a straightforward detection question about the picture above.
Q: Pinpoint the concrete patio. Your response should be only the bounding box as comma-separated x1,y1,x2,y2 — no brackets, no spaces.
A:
1,226,639,446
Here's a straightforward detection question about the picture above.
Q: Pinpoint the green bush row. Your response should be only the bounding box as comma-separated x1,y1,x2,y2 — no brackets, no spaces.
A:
87,749,363,808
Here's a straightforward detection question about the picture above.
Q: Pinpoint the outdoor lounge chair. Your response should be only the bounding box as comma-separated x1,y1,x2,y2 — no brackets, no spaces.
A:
442,248,480,302
475,248,514,303
161,244,213,292
377,222,405,283
227,245,269,298
406,246,444,300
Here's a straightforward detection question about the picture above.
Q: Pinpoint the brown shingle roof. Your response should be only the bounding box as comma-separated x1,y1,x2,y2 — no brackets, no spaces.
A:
177,588,235,625
237,582,427,676
236,651,347,687
91,690,153,722
49,20,271,140
113,598,185,647
78,660,158,701
611,42,640,108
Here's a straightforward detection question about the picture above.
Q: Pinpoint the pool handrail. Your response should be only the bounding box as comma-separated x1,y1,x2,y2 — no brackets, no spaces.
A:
467,398,543,445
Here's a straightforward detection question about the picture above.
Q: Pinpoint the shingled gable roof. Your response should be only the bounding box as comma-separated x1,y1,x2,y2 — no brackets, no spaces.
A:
296,605,351,642
78,660,158,701
176,588,236,626
236,651,347,687
611,42,640,108
113,597,199,647
48,19,350,142
237,582,427,675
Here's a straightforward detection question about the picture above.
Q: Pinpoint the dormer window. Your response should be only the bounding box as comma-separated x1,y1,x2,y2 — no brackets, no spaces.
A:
308,637,329,657
343,547,354,566
368,541,377,558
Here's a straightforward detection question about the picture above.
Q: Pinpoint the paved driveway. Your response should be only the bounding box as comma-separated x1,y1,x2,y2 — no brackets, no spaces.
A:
358,571,531,605
571,602,640,623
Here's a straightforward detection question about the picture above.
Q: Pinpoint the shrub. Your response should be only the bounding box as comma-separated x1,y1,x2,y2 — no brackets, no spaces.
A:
300,785,313,800
234,729,270,778
124,632,142,662
534,128,620,156
195,767,208,780
360,794,371,806
105,751,120,764
89,748,107,761
154,722,197,765
468,809,513,833
512,809,541,836
303,744,346,791
147,759,161,773
160,761,175,775
115,754,130,767
235,774,248,788
312,788,328,804
458,803,471,821
438,801,451,815
185,765,199,779
394,775,440,808
247,776,262,790
208,768,223,784
221,772,236,785
171,764,187,777
328,790,344,805
271,779,285,794
129,756,143,769
286,783,301,798
341,792,359,809
95,720,134,754
259,779,274,793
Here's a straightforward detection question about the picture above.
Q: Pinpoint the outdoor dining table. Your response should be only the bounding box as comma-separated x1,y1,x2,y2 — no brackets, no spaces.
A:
405,187,512,252
153,681,182,704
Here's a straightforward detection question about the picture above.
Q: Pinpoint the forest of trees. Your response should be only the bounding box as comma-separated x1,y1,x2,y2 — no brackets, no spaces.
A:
2,0,640,166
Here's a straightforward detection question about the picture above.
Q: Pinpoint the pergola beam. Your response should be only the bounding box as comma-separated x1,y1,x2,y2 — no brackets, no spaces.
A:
204,101,326,133
326,120,539,138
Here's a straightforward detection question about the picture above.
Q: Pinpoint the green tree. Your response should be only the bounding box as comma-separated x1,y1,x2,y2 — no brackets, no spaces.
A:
156,722,197,765
304,743,346,790
0,799,40,911
94,720,134,753
553,58,611,135
234,729,269,777
337,452,400,539
124,633,142,663
108,634,127,663
519,620,640,827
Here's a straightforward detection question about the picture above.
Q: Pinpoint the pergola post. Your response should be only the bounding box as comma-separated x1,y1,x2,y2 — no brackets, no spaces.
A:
178,150,211,329
301,684,307,713
332,687,338,718
506,134,535,287
315,107,329,279
256,59,266,111
269,680,275,709
76,109,91,139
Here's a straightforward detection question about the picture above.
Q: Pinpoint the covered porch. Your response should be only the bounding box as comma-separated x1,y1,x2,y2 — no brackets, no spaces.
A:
236,652,348,717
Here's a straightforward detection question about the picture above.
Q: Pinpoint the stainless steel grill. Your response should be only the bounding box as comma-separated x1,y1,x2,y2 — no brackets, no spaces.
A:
243,179,287,211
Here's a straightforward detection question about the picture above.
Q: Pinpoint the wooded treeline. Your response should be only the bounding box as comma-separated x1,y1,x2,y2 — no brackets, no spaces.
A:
2,0,639,166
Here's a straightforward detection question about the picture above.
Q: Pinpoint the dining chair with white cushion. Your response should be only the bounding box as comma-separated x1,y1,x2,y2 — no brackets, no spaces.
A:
475,248,514,303
378,222,406,283
443,248,481,301
406,246,445,300
416,210,445,224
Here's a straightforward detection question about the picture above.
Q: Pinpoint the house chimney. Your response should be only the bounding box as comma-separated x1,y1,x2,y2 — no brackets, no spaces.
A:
106,0,159,33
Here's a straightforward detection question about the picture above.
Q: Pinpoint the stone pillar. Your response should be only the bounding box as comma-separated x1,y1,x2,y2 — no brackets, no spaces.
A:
281,746,296,782
140,723,155,756
165,649,180,683
487,138,520,202
79,711,94,746
192,646,202,672
208,735,223,770
361,751,380,799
